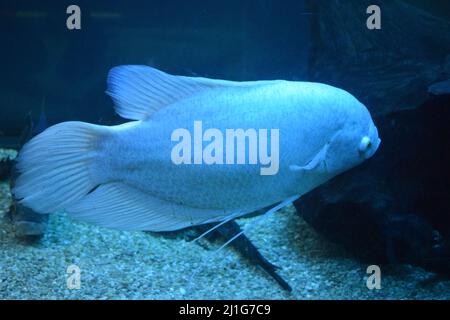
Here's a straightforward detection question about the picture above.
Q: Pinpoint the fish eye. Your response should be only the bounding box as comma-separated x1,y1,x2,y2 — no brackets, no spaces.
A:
359,136,372,153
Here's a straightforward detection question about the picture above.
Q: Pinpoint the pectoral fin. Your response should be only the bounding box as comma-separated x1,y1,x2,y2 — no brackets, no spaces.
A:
289,144,328,173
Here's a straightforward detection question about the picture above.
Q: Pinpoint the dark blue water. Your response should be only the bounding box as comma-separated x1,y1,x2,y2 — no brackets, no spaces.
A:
0,0,312,137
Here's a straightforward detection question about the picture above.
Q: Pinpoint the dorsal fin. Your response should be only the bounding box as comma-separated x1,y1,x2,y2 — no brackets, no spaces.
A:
106,65,261,120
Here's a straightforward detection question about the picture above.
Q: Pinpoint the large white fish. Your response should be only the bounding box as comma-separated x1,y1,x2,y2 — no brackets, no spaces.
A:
14,66,380,231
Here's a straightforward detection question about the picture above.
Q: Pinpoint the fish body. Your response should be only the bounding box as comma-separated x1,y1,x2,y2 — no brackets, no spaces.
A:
14,66,380,231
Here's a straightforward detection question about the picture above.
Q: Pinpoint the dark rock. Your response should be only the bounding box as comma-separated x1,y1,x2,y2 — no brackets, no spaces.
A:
14,221,47,237
8,159,49,240
306,0,450,116
11,202,49,240
0,158,14,181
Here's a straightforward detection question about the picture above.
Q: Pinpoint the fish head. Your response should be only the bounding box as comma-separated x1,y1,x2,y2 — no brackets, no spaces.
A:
323,102,381,175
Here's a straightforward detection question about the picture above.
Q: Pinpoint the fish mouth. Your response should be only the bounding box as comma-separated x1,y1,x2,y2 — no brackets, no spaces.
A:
366,121,381,158
363,137,381,160
375,137,381,150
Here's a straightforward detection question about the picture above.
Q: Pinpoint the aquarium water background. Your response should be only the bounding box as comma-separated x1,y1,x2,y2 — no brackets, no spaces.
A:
0,0,450,299
1,0,313,138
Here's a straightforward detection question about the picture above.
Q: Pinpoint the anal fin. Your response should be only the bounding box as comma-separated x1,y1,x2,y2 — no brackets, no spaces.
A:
66,182,229,232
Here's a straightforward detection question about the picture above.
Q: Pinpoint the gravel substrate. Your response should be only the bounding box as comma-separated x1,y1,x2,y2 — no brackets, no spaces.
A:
1,151,449,299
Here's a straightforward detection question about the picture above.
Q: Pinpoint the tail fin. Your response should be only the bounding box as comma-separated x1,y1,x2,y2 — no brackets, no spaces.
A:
14,121,108,214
